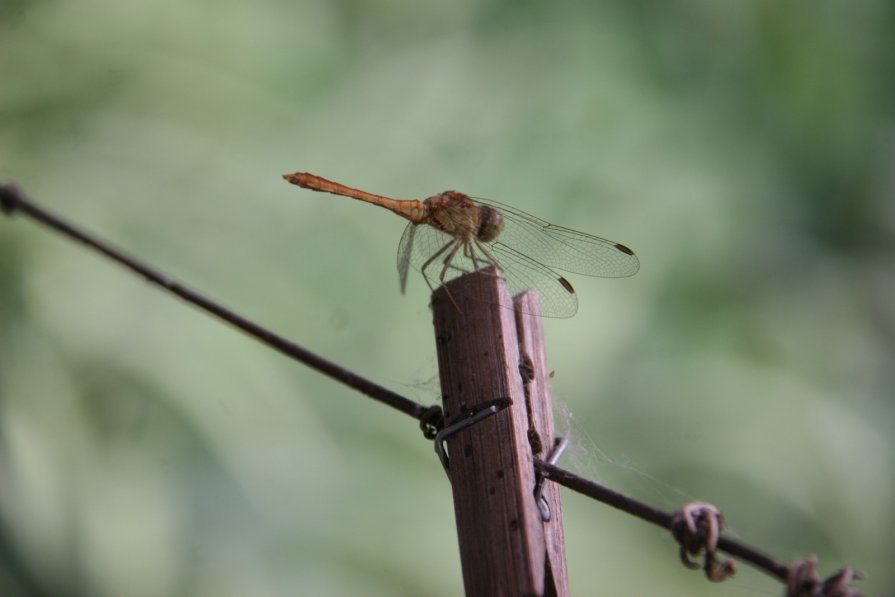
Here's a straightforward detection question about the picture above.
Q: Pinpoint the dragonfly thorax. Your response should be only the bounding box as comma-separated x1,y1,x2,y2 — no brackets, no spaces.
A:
424,191,504,243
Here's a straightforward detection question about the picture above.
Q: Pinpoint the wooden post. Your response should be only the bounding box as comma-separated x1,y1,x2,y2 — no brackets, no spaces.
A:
514,292,569,594
432,269,569,597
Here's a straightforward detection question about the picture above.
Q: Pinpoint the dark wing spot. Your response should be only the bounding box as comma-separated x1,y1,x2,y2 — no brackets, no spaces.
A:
614,243,635,256
558,276,575,294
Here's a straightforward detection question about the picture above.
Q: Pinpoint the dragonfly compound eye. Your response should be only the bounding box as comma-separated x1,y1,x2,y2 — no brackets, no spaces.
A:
477,206,504,243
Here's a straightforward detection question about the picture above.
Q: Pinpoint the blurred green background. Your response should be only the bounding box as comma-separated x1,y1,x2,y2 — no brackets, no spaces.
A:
1,1,893,595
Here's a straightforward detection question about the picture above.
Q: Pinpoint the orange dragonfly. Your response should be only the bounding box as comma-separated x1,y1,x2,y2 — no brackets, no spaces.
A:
283,172,639,317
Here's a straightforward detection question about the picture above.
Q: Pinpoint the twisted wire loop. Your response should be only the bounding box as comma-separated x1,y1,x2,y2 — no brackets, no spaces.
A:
670,501,736,582
418,405,445,440
786,556,863,597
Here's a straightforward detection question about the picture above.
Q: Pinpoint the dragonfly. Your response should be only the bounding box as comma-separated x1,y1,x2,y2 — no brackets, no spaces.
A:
282,172,639,317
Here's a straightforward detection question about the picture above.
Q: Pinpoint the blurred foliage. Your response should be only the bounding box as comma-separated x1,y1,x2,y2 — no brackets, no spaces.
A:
1,1,893,595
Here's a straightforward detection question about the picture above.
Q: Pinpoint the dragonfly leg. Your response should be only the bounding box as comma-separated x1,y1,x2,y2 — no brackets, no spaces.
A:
420,239,456,291
434,240,466,311
472,239,502,278
437,240,465,284
464,242,488,272
419,239,464,311
473,239,501,268
462,241,478,270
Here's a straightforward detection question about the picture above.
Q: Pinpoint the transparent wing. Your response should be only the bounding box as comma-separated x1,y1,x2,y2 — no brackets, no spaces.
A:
397,222,416,294
489,242,578,317
470,197,640,278
399,222,579,318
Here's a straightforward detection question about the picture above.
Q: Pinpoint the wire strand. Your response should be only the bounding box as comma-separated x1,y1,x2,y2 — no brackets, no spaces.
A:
0,183,426,421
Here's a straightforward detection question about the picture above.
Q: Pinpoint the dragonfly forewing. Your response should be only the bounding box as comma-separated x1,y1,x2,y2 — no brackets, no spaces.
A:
470,197,640,278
